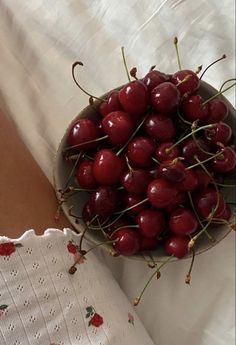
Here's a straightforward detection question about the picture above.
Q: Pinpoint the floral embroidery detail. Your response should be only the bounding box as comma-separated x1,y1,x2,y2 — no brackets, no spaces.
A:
0,304,8,317
128,312,134,325
67,240,85,264
0,242,22,256
86,306,103,327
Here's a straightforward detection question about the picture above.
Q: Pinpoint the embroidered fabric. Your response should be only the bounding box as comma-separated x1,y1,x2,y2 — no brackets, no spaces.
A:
0,229,155,345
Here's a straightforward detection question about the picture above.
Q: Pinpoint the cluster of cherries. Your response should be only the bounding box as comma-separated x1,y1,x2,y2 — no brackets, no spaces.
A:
63,40,235,273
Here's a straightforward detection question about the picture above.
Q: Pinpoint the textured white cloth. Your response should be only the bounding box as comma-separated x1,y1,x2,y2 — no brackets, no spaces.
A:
0,229,154,345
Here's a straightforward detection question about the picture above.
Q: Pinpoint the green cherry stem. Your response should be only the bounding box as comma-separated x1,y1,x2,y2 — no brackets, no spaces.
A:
174,37,182,70
121,47,131,82
186,150,223,170
63,135,108,152
185,247,195,284
220,78,236,92
199,54,226,80
202,82,236,106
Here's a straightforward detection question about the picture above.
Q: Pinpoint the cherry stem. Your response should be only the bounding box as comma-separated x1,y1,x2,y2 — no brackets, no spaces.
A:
152,157,160,164
185,247,195,284
63,135,108,152
174,37,182,70
191,131,215,157
177,110,192,126
141,254,156,269
202,82,236,106
69,187,95,193
186,151,223,170
121,47,131,82
130,67,138,80
215,182,236,188
199,54,226,80
133,255,173,306
166,124,215,153
195,65,203,74
63,152,82,191
176,75,191,86
116,115,148,156
113,198,149,215
220,78,236,92
72,62,105,101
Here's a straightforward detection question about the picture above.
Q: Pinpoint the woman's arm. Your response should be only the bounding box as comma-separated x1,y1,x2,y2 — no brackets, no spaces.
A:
0,111,70,238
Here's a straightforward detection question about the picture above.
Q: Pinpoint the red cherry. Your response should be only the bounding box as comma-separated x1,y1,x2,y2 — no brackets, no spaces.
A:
142,70,168,92
204,99,228,124
151,82,180,115
147,179,178,209
182,138,210,165
193,188,226,219
144,114,176,142
158,160,186,182
101,111,134,146
106,216,131,236
82,200,95,222
118,80,149,119
194,168,211,189
122,169,151,195
140,237,159,251
169,207,198,236
171,70,200,95
93,149,126,185
68,118,99,150
165,192,187,213
127,136,156,168
90,186,119,216
124,194,149,215
137,209,165,238
99,90,122,117
155,142,179,162
211,146,236,173
176,168,198,192
112,228,141,255
76,160,97,189
164,235,189,258
204,122,232,145
182,95,209,122
219,204,231,221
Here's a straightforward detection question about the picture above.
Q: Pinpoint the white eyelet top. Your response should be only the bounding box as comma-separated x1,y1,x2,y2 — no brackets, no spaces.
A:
0,228,154,345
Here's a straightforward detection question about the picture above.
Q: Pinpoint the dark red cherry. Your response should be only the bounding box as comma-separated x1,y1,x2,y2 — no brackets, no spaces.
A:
171,70,200,95
118,80,149,119
155,142,179,162
182,95,209,122
99,90,122,117
211,146,236,173
182,138,210,165
169,207,198,236
127,136,156,168
93,149,126,185
151,82,181,115
112,228,141,255
90,186,119,216
101,111,134,146
175,169,198,192
204,122,232,145
219,204,231,221
158,160,186,182
204,99,228,124
136,209,165,238
194,168,211,189
164,235,189,258
106,216,131,236
140,237,159,251
68,118,99,150
147,179,178,209
123,194,149,215
142,70,168,92
122,169,151,195
165,192,187,213
76,160,97,189
193,188,226,219
144,114,176,142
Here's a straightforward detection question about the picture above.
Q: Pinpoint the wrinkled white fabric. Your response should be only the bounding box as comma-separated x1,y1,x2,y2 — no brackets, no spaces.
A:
0,1,235,344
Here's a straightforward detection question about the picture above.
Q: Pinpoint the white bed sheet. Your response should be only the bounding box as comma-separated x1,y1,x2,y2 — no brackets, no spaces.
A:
0,1,235,344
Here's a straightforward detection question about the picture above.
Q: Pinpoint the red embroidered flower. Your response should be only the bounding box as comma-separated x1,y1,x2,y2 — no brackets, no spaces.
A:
67,242,77,254
90,313,103,327
0,242,16,256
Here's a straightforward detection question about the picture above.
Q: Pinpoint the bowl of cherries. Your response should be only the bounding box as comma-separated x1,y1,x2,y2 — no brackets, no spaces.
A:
54,38,236,300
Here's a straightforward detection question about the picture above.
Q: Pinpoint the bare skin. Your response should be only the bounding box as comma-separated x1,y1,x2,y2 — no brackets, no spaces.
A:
0,111,71,238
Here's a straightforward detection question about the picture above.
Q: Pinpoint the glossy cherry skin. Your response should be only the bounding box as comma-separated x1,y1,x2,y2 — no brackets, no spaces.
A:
118,80,149,119
76,160,97,189
112,228,141,255
158,160,186,182
193,188,226,219
204,122,232,145
182,138,210,165
142,70,168,93
123,194,149,215
140,237,159,251
155,142,179,162
147,179,178,209
169,207,198,236
175,168,198,192
101,111,134,146
122,169,151,195
99,90,123,117
171,70,200,95
211,146,236,173
90,186,119,216
164,235,189,258
204,99,228,124
68,118,99,150
144,114,176,142
194,168,211,189
165,192,187,213
182,95,208,122
93,149,126,185
151,82,181,115
127,137,156,168
136,209,165,238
